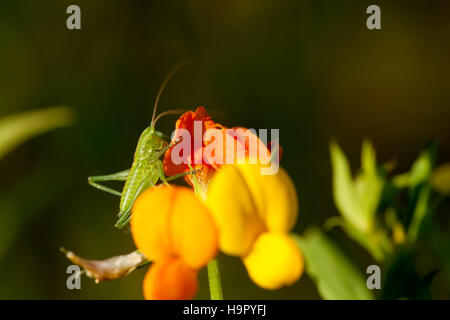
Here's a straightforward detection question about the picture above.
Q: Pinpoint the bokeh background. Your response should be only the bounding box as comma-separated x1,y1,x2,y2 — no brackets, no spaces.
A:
0,0,449,299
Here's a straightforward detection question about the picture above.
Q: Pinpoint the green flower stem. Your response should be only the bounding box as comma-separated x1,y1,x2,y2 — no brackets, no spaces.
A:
188,164,223,299
207,258,223,300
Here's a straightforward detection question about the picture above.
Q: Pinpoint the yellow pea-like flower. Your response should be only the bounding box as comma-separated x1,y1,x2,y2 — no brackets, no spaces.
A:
131,186,218,300
206,163,303,290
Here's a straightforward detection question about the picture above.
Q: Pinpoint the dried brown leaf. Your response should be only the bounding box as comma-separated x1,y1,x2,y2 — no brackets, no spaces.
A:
61,248,147,283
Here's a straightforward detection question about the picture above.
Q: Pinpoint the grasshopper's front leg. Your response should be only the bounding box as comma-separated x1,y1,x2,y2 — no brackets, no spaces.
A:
155,160,198,185
151,136,183,161
88,169,130,197
152,136,198,185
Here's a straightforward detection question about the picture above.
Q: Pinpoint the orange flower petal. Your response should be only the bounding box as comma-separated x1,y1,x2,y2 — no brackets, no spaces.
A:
164,107,272,191
193,106,216,131
203,127,272,168
164,107,219,180
143,258,198,300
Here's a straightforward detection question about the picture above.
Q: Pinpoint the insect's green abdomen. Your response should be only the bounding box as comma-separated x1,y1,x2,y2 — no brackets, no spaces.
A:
118,126,167,218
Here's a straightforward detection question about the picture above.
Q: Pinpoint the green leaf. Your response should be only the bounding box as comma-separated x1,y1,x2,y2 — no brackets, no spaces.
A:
293,228,374,300
0,106,75,259
0,106,75,159
330,141,366,231
393,146,433,189
355,140,384,224
329,141,383,233
407,185,431,243
431,163,450,195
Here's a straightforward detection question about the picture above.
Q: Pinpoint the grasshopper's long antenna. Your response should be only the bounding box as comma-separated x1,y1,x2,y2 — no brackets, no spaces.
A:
153,109,188,125
151,60,189,127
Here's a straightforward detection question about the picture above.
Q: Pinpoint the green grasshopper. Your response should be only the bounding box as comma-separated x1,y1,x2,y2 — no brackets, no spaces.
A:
88,62,193,229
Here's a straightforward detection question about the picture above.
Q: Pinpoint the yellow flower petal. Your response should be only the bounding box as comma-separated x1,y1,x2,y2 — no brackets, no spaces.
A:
206,165,266,256
131,187,174,262
171,187,218,268
131,186,218,268
238,165,298,232
243,232,304,290
206,164,298,256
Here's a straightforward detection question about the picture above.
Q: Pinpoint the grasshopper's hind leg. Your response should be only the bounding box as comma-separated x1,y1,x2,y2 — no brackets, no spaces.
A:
114,165,198,229
88,169,130,197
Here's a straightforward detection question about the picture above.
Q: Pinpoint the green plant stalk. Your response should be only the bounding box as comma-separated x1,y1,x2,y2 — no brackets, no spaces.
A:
207,258,223,300
188,164,223,299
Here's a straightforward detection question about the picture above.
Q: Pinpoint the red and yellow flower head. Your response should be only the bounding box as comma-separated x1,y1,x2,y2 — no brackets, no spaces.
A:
132,107,302,299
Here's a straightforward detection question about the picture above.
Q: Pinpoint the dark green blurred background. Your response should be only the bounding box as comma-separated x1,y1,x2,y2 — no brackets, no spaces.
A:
0,0,449,299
